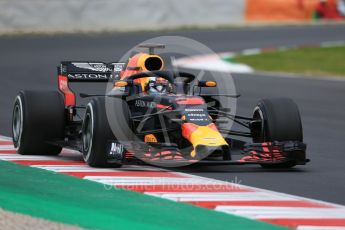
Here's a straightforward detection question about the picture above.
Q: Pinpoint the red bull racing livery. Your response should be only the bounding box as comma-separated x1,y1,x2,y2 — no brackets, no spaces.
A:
11,44,308,168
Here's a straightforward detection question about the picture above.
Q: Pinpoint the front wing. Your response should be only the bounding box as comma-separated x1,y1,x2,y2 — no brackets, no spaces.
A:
106,140,308,167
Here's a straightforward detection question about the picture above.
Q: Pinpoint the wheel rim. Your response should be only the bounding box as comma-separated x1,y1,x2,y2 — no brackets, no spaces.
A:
82,104,94,161
82,113,92,152
253,106,265,142
12,97,23,146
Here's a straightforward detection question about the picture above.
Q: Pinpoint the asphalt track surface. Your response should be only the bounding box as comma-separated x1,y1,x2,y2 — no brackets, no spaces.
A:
1,24,345,204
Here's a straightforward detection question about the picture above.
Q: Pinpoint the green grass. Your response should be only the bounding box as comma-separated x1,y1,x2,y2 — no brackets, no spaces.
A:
231,45,345,77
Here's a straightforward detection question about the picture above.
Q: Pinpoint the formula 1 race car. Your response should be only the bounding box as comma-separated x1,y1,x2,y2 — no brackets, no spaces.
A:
12,44,308,168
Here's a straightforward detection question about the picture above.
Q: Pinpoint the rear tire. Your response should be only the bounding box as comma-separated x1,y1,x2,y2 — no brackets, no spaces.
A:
252,98,303,168
82,97,132,167
12,91,65,155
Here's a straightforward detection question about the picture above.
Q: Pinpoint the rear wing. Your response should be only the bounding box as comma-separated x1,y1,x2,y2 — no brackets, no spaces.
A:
58,61,126,107
58,61,126,82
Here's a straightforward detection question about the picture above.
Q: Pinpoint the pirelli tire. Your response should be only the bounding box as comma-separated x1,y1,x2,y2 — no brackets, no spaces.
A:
82,97,131,168
252,98,303,169
12,91,65,155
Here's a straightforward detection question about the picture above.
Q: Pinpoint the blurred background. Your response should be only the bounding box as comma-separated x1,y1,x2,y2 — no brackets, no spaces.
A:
0,0,344,34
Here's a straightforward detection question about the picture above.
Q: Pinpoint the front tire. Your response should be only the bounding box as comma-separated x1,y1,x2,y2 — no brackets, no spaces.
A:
82,97,131,167
12,91,65,155
252,98,303,168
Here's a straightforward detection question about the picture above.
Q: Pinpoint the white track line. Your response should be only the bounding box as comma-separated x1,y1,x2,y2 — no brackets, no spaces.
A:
33,166,119,172
86,177,219,186
0,155,61,160
145,192,297,202
0,135,12,140
0,145,15,150
297,227,345,230
216,206,345,219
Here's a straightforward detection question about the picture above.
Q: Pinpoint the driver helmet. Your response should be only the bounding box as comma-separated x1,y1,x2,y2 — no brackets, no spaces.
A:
146,77,169,95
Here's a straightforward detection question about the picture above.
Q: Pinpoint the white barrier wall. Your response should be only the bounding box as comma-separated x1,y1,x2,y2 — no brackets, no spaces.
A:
0,0,245,33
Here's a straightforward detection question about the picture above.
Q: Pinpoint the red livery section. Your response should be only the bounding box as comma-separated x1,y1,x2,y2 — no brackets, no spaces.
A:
58,75,76,106
175,97,205,105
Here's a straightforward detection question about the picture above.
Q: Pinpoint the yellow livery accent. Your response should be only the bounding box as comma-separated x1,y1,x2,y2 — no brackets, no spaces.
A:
144,134,158,143
136,54,164,91
181,123,229,158
205,81,217,87
114,81,128,87
137,54,164,72
189,126,228,148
